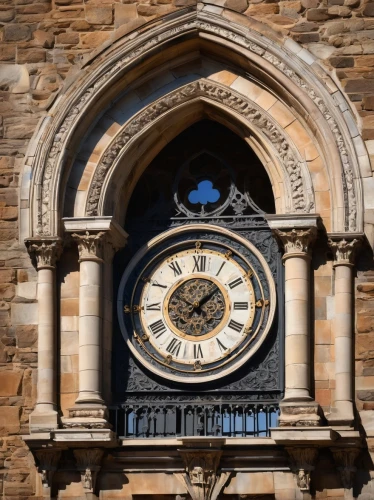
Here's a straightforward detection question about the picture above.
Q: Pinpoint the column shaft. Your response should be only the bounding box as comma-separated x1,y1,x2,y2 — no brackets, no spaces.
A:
284,254,311,401
77,259,103,403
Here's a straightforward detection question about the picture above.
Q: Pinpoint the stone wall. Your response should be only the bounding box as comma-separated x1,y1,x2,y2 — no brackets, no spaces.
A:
1,0,374,497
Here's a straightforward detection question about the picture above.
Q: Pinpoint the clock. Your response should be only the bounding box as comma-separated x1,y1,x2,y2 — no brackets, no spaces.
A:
118,225,276,384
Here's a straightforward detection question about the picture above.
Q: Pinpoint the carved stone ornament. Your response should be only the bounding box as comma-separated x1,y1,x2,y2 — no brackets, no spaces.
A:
328,237,360,266
72,231,105,262
36,14,358,237
25,237,62,269
73,448,104,492
178,449,230,500
273,227,317,257
86,79,313,218
35,448,61,490
331,448,360,490
285,447,318,492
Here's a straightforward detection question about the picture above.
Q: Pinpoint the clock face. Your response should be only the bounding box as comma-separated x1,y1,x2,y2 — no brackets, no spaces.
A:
140,248,256,368
118,225,276,384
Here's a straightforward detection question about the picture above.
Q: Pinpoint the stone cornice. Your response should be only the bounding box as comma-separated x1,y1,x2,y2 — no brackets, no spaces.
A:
25,236,63,269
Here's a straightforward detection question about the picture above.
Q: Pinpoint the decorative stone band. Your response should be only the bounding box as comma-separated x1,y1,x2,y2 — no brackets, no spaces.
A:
85,79,313,219
25,236,62,269
328,233,364,267
273,227,317,261
34,11,360,236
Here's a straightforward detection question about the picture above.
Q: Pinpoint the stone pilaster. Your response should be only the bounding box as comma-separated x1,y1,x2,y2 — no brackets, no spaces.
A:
285,447,318,493
62,217,127,430
328,234,363,426
266,215,320,426
73,448,104,494
25,237,62,433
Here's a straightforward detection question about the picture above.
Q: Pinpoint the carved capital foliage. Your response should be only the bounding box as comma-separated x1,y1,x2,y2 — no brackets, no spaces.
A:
274,227,317,257
35,448,61,489
331,448,360,490
25,237,62,269
285,447,318,492
328,237,360,266
73,448,104,492
178,449,230,500
72,231,105,262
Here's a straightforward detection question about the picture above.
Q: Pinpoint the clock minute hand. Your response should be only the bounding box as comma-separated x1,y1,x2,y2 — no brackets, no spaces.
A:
199,284,219,306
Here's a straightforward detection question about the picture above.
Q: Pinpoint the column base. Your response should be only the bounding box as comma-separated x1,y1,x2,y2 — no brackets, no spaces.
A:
279,401,321,427
327,402,354,427
29,409,59,433
61,404,111,430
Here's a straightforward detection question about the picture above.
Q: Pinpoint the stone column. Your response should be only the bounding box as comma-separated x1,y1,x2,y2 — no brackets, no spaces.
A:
266,215,319,426
25,237,62,433
62,217,127,429
328,234,361,426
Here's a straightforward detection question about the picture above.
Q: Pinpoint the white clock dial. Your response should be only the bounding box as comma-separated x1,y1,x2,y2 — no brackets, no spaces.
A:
140,249,255,366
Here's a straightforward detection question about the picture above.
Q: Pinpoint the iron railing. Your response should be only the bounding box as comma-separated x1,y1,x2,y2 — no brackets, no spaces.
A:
109,403,279,438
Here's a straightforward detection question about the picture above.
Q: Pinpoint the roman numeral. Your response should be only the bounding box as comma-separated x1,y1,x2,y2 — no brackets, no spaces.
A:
234,302,248,310
166,338,182,356
146,303,161,311
192,255,206,273
194,344,203,359
228,277,243,289
152,282,167,289
216,262,226,276
169,261,182,277
216,338,227,352
228,319,244,333
149,319,167,338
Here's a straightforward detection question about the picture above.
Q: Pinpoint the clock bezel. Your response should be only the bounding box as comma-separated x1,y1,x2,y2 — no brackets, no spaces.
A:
117,224,277,384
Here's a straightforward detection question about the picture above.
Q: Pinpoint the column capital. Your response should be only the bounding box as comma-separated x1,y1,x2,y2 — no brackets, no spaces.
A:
63,216,128,262
328,232,364,266
265,214,319,258
25,236,62,269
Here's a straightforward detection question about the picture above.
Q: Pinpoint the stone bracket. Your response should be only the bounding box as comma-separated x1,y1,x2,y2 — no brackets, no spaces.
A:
331,447,360,490
35,448,62,492
285,446,318,492
73,448,104,493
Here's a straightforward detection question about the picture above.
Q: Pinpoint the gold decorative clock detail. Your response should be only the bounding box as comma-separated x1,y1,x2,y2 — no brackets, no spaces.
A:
118,225,276,384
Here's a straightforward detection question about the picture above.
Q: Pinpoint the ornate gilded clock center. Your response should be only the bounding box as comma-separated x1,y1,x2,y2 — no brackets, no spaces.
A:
165,276,228,340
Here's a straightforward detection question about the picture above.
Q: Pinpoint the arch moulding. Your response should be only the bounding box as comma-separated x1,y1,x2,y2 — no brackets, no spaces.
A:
21,8,369,240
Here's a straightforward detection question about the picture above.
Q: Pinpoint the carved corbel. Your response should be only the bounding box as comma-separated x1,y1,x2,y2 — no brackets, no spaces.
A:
331,448,360,490
25,236,63,269
35,448,61,491
285,447,318,492
73,448,104,493
178,449,230,500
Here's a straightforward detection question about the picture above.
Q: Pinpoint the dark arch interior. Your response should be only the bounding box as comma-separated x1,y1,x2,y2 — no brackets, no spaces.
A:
125,120,275,230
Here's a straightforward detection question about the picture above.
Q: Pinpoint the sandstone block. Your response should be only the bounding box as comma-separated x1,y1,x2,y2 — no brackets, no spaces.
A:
32,30,54,48
70,20,91,30
0,7,15,22
301,0,319,7
16,325,37,348
16,282,36,300
295,32,320,42
11,303,37,325
306,7,328,20
17,49,46,64
328,5,351,16
0,406,20,435
0,270,16,284
0,46,16,62
330,56,354,67
0,207,17,221
85,4,113,24
3,24,31,42
0,371,22,397
0,284,15,301
80,31,111,48
245,3,279,14
56,32,79,44
224,0,248,12
364,2,374,16
114,3,138,27
291,20,318,31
